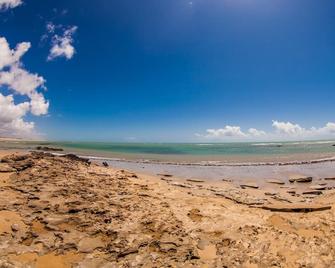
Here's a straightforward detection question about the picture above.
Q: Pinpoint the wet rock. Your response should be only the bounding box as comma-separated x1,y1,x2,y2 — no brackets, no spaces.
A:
324,177,335,181
102,161,109,167
289,176,312,183
35,146,64,152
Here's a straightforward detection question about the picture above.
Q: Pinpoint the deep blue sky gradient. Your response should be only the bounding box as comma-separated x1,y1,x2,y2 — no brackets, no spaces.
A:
2,0,335,141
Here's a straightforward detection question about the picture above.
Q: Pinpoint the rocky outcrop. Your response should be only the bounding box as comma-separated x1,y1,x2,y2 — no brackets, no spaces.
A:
35,146,64,152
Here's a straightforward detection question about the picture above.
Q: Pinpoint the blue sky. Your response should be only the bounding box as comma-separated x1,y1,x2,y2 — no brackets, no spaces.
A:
1,0,335,141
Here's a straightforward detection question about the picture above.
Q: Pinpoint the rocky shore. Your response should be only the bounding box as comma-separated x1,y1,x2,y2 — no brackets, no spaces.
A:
0,152,335,267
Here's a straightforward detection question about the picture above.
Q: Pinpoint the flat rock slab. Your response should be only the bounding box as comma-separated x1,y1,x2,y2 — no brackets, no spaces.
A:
186,179,205,183
258,204,331,213
240,183,259,189
289,176,313,183
0,163,15,172
78,237,105,253
158,174,173,177
266,179,285,185
309,185,327,190
302,190,323,195
324,177,335,181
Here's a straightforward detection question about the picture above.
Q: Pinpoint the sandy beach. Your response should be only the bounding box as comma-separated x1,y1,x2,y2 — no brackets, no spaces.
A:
0,150,335,267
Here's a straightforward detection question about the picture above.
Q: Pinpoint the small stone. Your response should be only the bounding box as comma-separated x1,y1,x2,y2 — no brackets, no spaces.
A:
197,239,209,250
11,224,20,232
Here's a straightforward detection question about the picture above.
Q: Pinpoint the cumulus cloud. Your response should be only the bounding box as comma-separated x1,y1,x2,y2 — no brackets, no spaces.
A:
248,128,266,137
0,37,49,138
272,121,305,136
203,126,247,139
0,0,22,10
47,25,78,61
197,121,335,141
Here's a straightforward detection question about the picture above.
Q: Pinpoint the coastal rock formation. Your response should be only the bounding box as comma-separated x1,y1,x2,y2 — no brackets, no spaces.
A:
35,146,64,152
0,152,335,267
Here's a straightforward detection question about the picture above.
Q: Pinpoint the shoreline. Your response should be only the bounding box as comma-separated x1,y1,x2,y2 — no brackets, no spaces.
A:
1,151,335,266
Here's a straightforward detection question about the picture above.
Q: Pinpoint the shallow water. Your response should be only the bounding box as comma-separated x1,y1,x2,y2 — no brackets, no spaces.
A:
3,140,335,164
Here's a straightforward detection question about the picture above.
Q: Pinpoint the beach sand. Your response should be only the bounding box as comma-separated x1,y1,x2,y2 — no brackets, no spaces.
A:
0,150,335,267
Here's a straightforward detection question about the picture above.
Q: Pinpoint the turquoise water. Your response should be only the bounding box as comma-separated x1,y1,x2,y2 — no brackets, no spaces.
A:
54,141,335,156
2,140,335,163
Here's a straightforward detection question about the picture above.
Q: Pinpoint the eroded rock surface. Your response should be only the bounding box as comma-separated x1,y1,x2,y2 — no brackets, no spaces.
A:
0,152,335,267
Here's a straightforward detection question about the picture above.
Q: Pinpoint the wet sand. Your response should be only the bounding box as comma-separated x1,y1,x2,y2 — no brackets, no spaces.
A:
0,151,335,267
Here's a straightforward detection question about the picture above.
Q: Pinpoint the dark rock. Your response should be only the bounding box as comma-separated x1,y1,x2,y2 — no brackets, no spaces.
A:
258,204,331,212
289,176,312,183
157,173,173,177
240,183,259,189
302,190,323,195
35,146,64,152
102,161,109,167
117,248,139,258
62,154,91,164
186,179,205,183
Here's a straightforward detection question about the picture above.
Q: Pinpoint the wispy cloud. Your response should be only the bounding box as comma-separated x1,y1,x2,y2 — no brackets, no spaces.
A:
46,24,78,61
197,121,335,141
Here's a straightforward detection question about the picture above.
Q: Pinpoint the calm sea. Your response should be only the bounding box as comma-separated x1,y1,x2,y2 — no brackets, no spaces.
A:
2,140,335,164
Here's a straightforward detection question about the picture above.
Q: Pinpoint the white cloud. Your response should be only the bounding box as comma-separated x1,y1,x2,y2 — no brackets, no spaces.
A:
248,128,266,137
0,0,22,10
201,126,247,139
0,38,30,69
47,26,78,61
272,121,305,136
197,121,335,141
0,37,49,138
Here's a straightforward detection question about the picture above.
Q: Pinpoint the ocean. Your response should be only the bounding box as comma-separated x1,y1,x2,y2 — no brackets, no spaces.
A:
2,140,335,164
